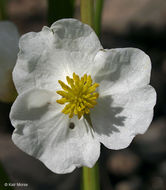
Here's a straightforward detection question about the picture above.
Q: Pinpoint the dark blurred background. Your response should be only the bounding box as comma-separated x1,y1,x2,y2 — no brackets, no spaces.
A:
0,0,166,189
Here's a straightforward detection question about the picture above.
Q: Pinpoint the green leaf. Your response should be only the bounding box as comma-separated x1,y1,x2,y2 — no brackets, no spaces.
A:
0,162,14,190
0,0,8,20
94,0,104,36
47,0,75,26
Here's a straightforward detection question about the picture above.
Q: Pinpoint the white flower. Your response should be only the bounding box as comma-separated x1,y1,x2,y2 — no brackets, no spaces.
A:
0,21,19,102
10,19,156,174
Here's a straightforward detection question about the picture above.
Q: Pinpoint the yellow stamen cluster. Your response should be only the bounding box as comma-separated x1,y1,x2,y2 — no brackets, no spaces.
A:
56,73,99,119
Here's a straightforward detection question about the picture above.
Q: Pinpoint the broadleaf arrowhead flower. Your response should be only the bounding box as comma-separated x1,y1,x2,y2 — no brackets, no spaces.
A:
10,19,156,174
0,21,19,102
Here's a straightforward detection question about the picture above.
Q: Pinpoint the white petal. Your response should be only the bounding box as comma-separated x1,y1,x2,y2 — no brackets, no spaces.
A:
50,19,102,74
0,21,19,102
14,19,102,94
91,85,156,149
10,89,100,174
93,48,151,96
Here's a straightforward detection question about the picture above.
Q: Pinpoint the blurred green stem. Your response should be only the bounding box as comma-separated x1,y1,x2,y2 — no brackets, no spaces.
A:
94,0,104,36
81,1,100,189
47,0,75,26
0,0,8,20
82,163,100,190
0,162,13,190
80,0,94,29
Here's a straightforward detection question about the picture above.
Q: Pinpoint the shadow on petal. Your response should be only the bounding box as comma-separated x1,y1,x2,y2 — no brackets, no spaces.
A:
94,50,131,83
14,103,51,121
91,95,126,135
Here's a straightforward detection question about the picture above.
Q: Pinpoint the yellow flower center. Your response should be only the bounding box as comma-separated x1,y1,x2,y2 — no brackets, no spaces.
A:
56,73,99,119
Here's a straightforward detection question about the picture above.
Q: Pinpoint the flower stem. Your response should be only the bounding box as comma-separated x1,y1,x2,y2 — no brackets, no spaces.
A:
80,0,94,29
94,0,104,36
0,0,8,20
82,163,100,190
80,0,100,189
